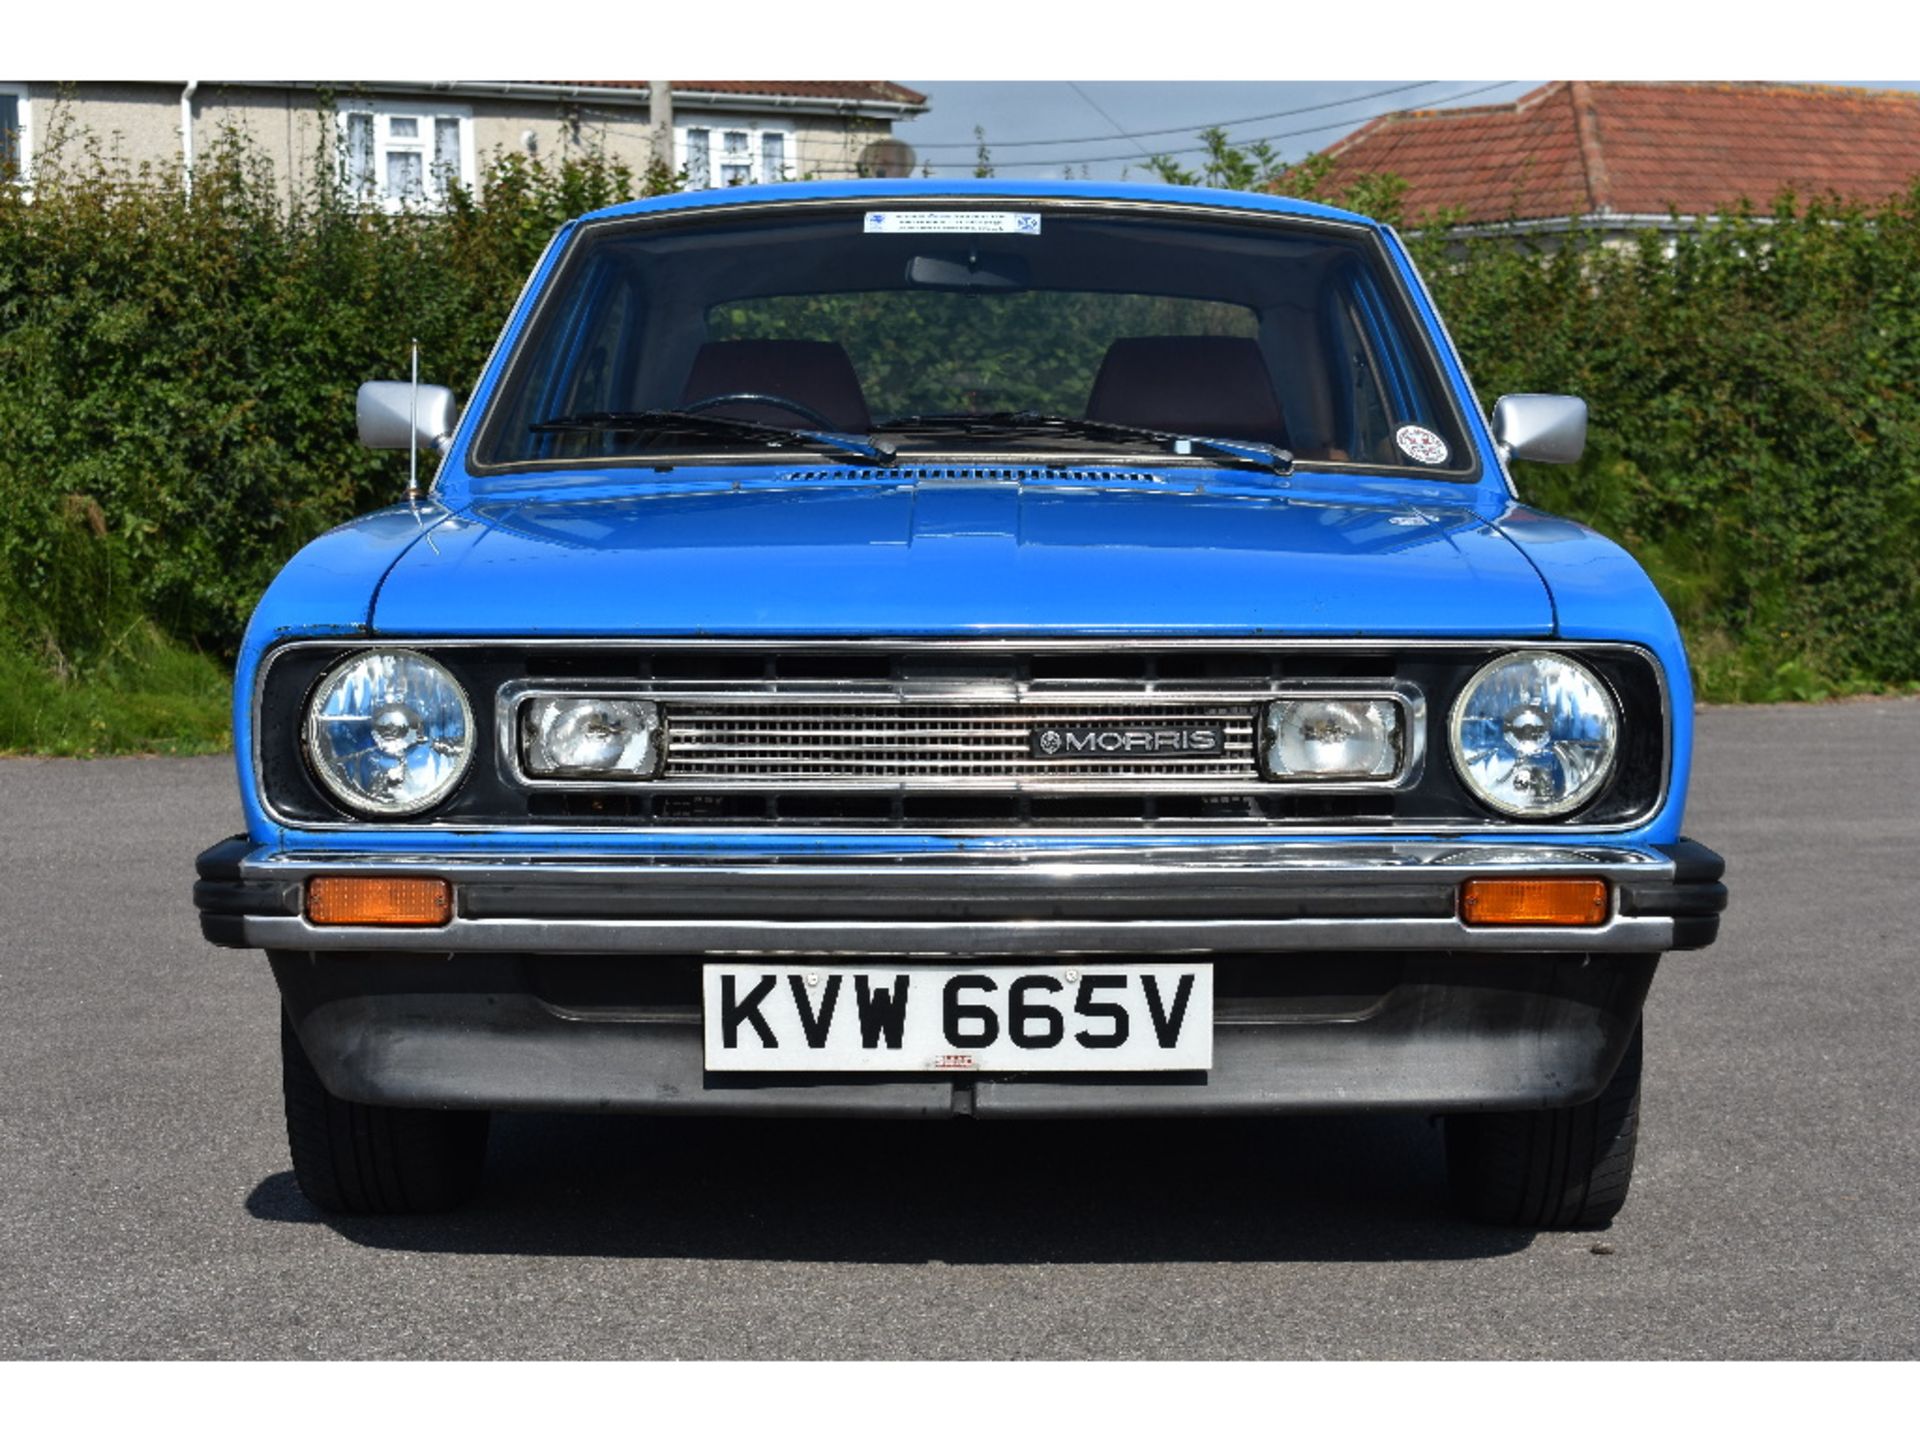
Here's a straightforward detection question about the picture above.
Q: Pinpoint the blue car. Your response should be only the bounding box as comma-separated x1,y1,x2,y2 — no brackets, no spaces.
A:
195,180,1726,1227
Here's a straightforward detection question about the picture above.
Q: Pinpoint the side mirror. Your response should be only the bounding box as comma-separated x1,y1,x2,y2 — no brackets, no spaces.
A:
1490,394,1587,465
357,380,458,452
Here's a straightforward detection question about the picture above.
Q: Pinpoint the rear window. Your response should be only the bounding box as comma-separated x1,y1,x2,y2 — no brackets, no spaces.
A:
708,291,1258,420
474,201,1477,479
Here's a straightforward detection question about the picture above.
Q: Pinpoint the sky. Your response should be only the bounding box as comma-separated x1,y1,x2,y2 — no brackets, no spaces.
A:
16,4,1919,187
893,79,1920,182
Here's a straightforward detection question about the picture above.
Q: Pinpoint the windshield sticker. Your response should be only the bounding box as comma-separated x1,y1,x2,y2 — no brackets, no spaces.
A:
865,211,1042,236
1394,425,1450,466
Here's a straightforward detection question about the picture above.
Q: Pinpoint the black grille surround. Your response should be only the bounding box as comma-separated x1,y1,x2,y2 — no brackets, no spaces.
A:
255,640,1669,832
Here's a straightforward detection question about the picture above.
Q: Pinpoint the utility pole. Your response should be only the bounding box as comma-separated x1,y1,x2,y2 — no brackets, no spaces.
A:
649,81,674,178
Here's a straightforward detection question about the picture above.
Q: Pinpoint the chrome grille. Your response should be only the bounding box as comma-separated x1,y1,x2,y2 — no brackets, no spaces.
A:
663,702,1260,787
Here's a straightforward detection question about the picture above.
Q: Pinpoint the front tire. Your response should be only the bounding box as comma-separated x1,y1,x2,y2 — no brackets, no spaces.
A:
280,1011,490,1215
1444,1024,1643,1229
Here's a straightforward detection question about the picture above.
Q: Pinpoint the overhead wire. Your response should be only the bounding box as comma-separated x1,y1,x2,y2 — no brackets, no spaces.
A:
904,79,1447,150
574,80,1524,187
1066,80,1154,162
936,80,1521,171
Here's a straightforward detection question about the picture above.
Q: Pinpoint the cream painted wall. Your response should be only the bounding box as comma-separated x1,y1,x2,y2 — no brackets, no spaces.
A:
16,82,911,197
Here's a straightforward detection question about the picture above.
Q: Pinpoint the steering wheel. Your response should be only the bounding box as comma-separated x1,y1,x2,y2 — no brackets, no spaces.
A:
682,391,838,430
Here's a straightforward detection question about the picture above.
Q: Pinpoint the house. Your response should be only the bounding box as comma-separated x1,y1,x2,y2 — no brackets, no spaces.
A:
1318,81,1920,236
0,80,929,204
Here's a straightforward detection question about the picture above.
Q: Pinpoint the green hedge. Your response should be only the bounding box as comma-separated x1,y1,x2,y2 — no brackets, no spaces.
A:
1405,197,1920,701
0,123,665,682
3,119,1918,750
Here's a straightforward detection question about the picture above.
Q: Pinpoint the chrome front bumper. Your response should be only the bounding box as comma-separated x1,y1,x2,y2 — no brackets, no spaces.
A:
196,837,1726,956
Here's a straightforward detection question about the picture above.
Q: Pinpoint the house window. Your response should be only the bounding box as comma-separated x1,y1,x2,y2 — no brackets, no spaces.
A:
0,84,29,183
338,104,473,210
677,121,793,188
684,127,711,187
720,129,752,186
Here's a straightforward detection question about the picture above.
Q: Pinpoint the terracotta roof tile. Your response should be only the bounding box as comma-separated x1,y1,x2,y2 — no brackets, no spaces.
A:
1318,81,1920,223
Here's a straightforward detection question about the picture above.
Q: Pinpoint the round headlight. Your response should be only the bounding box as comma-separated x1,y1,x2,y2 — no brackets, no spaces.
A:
304,649,473,816
1449,651,1618,818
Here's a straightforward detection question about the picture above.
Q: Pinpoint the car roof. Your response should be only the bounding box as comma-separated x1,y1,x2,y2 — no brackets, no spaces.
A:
571,177,1383,230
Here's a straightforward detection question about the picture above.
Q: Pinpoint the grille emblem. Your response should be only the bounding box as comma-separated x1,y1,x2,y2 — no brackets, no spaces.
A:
1029,726,1224,758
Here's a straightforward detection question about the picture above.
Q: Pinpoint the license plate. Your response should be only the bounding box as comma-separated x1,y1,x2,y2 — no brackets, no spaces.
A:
702,962,1213,1073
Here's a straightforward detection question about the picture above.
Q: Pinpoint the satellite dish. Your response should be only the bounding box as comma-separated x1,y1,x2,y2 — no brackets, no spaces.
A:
859,138,917,178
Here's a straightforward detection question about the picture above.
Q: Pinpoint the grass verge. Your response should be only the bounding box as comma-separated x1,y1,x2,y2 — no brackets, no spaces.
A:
0,623,232,756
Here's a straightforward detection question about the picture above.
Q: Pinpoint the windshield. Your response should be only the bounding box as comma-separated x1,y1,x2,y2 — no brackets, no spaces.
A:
473,201,1477,479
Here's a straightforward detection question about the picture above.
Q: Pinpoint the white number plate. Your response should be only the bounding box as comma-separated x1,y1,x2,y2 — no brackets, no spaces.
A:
703,963,1212,1073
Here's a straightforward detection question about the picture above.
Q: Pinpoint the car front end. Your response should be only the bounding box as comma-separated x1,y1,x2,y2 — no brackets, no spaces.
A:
196,180,1725,1224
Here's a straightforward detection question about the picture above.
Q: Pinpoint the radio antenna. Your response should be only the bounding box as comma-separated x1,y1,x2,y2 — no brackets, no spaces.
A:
406,339,437,552
408,339,421,507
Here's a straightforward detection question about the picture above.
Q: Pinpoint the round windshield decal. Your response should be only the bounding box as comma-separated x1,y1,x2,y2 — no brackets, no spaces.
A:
1394,425,1450,466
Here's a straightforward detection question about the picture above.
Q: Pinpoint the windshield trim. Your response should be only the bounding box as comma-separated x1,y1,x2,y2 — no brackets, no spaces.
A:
464,195,1484,487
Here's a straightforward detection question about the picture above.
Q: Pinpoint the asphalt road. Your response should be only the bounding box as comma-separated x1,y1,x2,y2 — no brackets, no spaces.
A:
2,699,1917,1360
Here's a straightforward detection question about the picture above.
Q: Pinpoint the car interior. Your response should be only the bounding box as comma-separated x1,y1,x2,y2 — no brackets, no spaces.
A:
479,205,1469,473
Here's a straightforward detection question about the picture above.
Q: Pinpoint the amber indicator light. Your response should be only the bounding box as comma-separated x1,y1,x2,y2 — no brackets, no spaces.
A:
1460,877,1609,927
307,876,452,927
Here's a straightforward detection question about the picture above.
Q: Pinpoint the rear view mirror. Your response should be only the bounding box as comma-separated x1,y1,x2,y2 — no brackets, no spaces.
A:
1490,394,1587,465
357,380,459,452
906,250,1031,293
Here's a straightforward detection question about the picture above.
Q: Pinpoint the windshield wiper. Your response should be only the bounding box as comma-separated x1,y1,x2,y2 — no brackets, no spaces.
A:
880,411,1292,475
529,410,897,465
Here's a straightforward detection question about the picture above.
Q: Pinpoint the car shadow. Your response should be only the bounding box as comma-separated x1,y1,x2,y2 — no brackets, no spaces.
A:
245,1111,1535,1262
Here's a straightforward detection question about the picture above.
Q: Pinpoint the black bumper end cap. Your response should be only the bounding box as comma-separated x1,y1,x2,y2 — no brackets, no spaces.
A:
195,835,300,946
1622,837,1727,949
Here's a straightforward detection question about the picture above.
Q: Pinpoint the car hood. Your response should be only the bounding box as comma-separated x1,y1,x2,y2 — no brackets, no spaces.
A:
371,477,1554,637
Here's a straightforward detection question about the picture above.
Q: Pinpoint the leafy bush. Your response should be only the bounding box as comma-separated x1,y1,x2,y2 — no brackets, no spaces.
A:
1401,193,1920,700
3,109,1919,751
0,107,670,707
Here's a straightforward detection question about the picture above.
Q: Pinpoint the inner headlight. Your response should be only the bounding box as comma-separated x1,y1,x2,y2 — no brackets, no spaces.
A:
521,696,662,779
1263,697,1404,780
305,649,473,816
1449,651,1618,818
